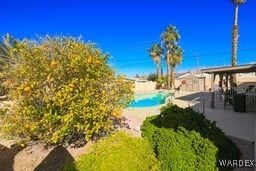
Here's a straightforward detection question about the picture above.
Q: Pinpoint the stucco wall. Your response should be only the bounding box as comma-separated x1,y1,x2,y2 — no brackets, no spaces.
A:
175,72,256,91
134,81,156,93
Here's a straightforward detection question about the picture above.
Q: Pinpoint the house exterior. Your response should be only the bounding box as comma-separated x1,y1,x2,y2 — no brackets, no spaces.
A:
175,72,206,91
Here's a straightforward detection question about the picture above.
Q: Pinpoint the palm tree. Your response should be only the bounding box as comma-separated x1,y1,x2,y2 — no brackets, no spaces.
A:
161,25,180,89
148,44,163,79
230,0,246,86
169,45,183,89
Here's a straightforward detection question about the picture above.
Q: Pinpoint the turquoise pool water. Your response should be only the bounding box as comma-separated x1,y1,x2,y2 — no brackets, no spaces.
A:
128,92,166,108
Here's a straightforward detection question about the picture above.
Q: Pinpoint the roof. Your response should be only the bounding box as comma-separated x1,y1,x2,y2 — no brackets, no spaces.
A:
175,72,191,79
180,75,206,79
201,64,256,74
175,72,207,79
125,77,147,82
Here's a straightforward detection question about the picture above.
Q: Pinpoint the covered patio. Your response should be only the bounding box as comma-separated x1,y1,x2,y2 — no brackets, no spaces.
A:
201,64,256,111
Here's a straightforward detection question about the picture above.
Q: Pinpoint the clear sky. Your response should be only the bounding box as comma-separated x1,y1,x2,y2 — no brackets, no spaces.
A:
1,0,255,76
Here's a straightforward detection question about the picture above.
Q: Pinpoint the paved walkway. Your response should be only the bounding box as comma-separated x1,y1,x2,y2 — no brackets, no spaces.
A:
203,107,255,142
173,91,256,142
122,107,160,132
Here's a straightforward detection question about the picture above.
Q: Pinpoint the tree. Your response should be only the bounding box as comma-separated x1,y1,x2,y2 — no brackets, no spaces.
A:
0,36,133,144
169,45,183,88
148,44,163,79
161,25,180,89
230,0,246,86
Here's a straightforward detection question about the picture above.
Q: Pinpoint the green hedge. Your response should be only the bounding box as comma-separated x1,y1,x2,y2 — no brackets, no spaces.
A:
64,131,160,171
141,104,241,170
142,118,217,170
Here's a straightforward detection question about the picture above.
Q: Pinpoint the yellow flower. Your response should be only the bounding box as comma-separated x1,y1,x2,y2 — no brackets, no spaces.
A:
112,109,121,118
87,57,93,63
50,60,58,69
68,83,75,88
24,86,31,93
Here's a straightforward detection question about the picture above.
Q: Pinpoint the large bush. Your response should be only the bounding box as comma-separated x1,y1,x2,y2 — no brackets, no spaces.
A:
64,131,160,171
141,104,241,170
0,36,133,144
142,118,217,170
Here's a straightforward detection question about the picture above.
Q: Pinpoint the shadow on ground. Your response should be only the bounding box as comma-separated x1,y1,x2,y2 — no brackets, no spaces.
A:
0,144,76,171
174,91,212,112
34,145,75,171
0,144,24,171
175,91,211,104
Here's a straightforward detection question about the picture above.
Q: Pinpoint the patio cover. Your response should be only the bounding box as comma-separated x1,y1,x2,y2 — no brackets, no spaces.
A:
201,64,256,74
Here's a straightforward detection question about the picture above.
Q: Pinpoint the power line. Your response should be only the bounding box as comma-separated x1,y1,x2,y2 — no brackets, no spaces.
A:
116,47,256,67
114,46,256,63
112,40,256,56
185,46,256,59
112,39,158,49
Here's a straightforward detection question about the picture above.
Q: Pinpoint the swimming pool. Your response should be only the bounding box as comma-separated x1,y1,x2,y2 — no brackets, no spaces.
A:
128,92,168,108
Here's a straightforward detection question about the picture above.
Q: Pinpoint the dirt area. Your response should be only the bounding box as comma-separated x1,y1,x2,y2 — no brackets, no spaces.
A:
0,128,138,171
0,141,93,171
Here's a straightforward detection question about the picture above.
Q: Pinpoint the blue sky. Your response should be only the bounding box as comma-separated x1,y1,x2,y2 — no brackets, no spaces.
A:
0,0,256,76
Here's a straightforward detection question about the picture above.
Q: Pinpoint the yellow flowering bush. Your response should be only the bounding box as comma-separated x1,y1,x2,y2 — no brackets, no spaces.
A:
1,36,133,144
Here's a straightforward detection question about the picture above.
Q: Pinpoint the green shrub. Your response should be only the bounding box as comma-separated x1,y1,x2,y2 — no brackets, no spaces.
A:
0,36,133,144
141,105,241,170
64,131,160,171
159,105,241,162
141,117,217,170
152,128,197,170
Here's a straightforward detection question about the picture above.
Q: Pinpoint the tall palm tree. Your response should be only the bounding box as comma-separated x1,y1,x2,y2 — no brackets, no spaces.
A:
169,45,183,89
230,0,246,86
148,44,163,79
161,25,180,89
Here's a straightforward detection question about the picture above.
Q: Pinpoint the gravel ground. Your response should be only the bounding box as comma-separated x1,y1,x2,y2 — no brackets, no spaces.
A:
230,136,254,160
230,136,255,171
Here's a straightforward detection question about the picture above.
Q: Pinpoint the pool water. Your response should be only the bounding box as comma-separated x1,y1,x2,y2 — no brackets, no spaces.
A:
128,92,166,108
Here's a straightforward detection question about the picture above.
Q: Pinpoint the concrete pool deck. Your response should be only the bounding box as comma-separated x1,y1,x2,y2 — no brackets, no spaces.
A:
122,107,160,132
